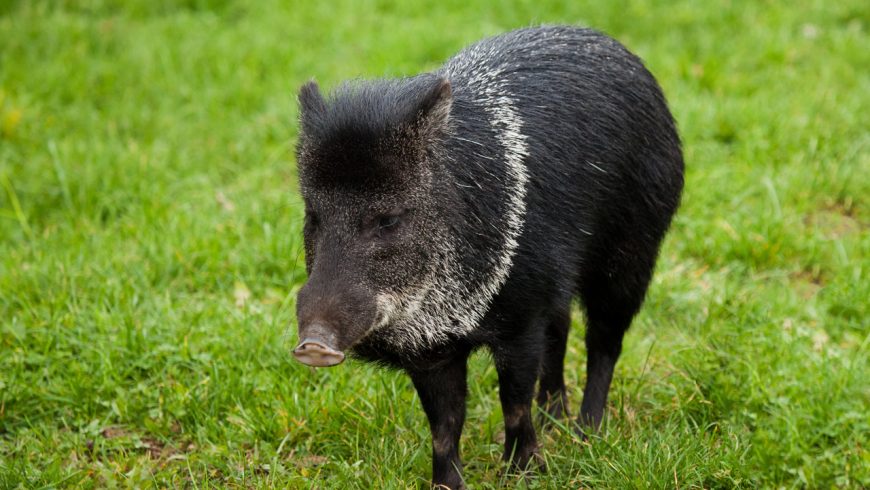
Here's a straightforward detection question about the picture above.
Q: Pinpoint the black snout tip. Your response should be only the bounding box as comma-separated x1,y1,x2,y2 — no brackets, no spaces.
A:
293,338,345,367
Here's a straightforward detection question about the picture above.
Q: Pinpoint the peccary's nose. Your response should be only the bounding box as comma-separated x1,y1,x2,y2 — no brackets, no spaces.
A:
293,335,345,367
293,339,345,367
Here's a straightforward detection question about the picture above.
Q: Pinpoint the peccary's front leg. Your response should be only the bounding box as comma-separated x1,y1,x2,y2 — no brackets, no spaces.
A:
409,354,469,490
493,334,544,470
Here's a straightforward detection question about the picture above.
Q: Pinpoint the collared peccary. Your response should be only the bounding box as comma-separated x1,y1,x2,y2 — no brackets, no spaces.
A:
293,25,683,488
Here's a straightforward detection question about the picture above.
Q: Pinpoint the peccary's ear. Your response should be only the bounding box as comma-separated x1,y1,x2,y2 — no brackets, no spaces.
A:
298,80,326,127
413,77,452,135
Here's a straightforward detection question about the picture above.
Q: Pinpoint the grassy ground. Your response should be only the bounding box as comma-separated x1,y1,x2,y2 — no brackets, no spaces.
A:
1,0,868,488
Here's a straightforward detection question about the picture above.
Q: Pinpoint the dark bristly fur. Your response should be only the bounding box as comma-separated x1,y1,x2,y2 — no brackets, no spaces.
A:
294,26,684,489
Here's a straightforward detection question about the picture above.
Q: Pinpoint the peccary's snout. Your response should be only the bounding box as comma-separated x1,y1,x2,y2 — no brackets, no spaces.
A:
293,323,346,367
294,278,378,368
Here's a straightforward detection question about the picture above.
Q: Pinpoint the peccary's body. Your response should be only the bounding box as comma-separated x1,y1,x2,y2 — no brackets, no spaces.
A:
294,26,683,488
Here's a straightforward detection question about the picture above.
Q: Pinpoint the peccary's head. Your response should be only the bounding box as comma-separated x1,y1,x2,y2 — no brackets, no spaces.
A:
293,74,454,367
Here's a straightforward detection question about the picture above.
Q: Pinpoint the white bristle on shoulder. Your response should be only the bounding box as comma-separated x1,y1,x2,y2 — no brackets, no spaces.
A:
377,50,530,352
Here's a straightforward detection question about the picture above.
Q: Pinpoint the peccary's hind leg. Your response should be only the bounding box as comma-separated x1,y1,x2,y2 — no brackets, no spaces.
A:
536,306,571,424
578,243,657,432
410,352,470,490
577,308,630,432
492,328,545,470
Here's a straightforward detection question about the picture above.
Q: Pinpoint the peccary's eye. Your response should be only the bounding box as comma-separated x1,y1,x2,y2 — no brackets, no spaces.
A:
378,215,400,230
368,209,409,239
371,210,408,238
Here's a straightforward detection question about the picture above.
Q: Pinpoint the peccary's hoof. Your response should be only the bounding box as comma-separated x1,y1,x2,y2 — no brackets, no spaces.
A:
572,419,600,441
433,484,465,490
538,394,570,428
505,445,544,473
293,339,345,367
432,477,466,490
501,450,545,484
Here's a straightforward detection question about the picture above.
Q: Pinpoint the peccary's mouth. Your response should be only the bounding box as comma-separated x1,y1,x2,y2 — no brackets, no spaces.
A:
293,338,346,367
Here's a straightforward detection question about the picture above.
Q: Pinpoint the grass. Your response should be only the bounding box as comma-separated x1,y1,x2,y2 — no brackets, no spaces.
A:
0,0,867,487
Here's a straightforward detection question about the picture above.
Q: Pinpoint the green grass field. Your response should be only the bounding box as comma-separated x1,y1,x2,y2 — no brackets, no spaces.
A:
1,0,868,488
